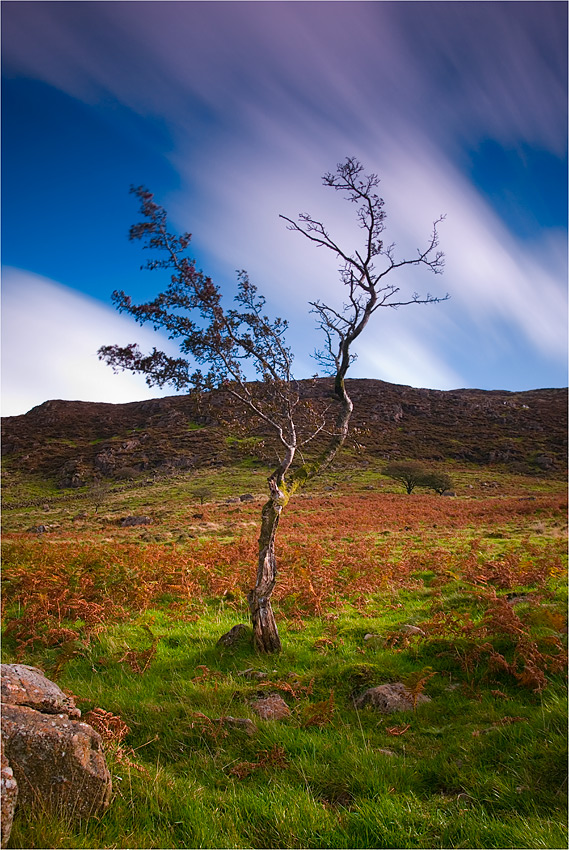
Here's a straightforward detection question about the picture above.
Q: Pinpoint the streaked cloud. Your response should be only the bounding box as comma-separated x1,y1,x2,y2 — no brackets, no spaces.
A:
2,2,566,406
1,269,179,416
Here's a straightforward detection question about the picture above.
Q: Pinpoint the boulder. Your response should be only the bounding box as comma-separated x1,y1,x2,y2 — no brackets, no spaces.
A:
57,460,87,489
216,624,250,647
1,737,18,849
120,515,152,527
2,705,112,817
1,665,111,820
239,494,254,502
249,694,291,721
1,665,80,718
354,682,431,713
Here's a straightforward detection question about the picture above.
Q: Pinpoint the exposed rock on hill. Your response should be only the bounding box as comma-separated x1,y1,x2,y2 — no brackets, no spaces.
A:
2,379,566,487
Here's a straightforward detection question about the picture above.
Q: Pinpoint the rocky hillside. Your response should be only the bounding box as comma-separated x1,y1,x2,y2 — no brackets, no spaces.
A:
2,379,566,488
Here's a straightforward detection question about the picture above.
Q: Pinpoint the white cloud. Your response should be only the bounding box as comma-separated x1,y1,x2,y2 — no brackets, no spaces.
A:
2,3,566,394
1,268,181,416
374,140,568,358
172,130,566,391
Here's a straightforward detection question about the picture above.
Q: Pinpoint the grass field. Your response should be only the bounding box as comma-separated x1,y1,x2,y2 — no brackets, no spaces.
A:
2,464,567,849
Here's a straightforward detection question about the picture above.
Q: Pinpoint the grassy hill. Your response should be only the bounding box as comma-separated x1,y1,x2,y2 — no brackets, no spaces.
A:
2,379,566,507
1,380,567,849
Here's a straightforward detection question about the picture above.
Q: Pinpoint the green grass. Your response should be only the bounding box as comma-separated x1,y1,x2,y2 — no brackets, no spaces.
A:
2,465,567,848
4,591,567,849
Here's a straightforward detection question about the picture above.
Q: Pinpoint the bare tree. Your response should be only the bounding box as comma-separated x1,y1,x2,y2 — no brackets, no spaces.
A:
98,157,447,652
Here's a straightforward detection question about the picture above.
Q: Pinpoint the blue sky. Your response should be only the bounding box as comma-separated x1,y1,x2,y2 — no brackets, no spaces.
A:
2,1,567,416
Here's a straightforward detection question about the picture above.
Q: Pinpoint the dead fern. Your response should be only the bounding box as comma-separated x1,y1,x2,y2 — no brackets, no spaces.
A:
401,668,437,711
386,724,411,736
228,744,288,779
83,707,131,744
301,691,335,728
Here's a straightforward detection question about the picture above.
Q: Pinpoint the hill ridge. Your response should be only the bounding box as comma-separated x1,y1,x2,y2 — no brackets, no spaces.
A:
2,378,567,487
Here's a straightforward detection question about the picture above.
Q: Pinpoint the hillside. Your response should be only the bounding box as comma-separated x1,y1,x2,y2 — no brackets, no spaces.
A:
2,378,567,491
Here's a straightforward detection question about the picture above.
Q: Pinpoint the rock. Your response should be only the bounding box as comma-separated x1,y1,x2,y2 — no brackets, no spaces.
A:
1,665,81,718
354,682,431,713
1,737,18,849
249,694,291,721
120,515,152,527
401,625,427,637
238,668,268,680
239,493,254,502
218,717,257,736
1,665,111,819
216,624,250,647
1,705,112,817
28,525,48,534
506,593,529,606
442,490,457,497
57,460,87,489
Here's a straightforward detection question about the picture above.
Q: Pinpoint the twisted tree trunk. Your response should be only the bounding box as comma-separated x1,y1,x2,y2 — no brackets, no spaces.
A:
248,377,353,653
248,482,284,653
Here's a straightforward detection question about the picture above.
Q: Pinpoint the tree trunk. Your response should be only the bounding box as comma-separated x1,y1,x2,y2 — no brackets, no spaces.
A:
247,380,354,653
248,490,283,653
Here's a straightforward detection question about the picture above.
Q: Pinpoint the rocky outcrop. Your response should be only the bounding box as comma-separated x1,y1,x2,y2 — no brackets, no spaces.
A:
0,665,112,834
56,459,88,489
2,381,566,487
120,515,152,527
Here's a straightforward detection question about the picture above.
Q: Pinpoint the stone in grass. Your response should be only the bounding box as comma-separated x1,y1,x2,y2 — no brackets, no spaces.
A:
28,525,49,534
1,664,81,719
400,625,426,637
1,737,18,849
218,717,257,736
2,705,112,818
216,624,250,647
120,515,152,527
249,694,291,721
354,682,431,713
1,665,112,821
238,668,268,680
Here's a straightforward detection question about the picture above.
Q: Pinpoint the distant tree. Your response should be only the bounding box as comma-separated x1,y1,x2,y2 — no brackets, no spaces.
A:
192,485,213,505
99,157,447,652
383,462,427,494
420,471,454,495
90,477,111,513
